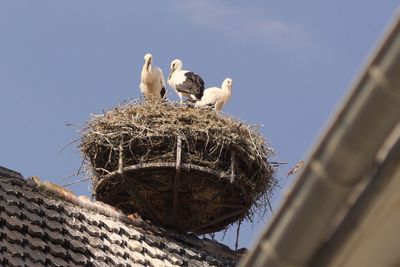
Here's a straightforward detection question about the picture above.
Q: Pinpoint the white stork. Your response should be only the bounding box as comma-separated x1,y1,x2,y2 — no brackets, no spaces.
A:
167,59,205,103
195,78,233,111
139,53,166,100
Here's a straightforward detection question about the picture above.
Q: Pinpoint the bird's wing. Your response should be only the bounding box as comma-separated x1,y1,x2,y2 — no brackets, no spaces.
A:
195,87,220,107
157,67,167,99
176,72,205,100
155,67,166,87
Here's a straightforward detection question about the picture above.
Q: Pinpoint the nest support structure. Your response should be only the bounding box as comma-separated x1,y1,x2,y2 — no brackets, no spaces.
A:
83,100,276,234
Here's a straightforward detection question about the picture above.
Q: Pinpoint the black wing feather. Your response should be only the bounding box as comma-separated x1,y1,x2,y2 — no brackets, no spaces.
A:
160,86,166,99
176,72,205,100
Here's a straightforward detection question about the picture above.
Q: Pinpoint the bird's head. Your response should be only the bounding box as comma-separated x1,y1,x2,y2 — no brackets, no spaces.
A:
168,59,183,79
144,53,152,70
222,78,233,91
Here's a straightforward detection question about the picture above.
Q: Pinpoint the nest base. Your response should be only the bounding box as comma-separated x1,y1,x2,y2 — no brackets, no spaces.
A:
95,163,252,234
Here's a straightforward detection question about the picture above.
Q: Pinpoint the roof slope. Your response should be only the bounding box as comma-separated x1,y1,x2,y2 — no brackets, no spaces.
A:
0,174,241,267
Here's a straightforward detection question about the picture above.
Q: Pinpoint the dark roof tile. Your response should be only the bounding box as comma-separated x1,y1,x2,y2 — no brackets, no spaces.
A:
24,209,45,225
3,253,25,267
107,242,126,257
184,248,204,261
24,256,38,267
142,241,164,259
19,188,39,202
67,249,87,265
2,238,24,257
26,222,46,238
87,235,104,250
86,245,107,262
188,259,211,267
0,182,21,195
164,241,184,254
4,215,25,231
0,175,241,266
46,253,69,267
26,235,47,251
46,228,66,244
4,228,25,245
42,206,62,221
24,245,47,264
48,243,68,258
4,204,23,218
167,253,185,266
67,238,87,254
45,218,64,232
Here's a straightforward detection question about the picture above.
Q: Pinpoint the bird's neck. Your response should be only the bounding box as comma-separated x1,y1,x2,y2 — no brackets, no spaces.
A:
222,85,231,93
144,61,151,72
222,86,232,98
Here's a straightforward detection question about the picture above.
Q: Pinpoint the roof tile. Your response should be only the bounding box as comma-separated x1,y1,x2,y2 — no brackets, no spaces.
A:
167,253,185,265
48,243,68,258
26,235,47,251
67,249,87,265
19,188,39,202
130,250,147,265
164,241,184,254
45,218,64,232
67,238,87,254
127,239,143,253
24,209,45,225
0,175,240,266
24,245,47,264
42,206,62,221
4,203,22,217
26,222,46,238
87,245,107,262
4,228,25,245
2,238,24,257
3,253,25,267
4,215,25,231
0,182,21,195
142,241,165,259
147,256,166,267
191,259,213,267
46,253,69,267
45,227,66,244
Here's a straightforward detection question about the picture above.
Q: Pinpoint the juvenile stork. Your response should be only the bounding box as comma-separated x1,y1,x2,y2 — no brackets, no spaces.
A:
139,53,166,99
195,78,233,111
167,59,205,103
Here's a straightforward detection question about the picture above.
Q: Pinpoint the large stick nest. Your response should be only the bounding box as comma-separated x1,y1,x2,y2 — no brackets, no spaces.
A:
80,99,276,234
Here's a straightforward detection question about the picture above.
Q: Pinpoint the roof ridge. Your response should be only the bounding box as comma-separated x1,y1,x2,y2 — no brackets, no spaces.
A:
25,176,244,261
0,165,24,180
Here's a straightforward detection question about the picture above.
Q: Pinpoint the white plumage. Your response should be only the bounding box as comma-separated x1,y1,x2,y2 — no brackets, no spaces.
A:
139,53,166,99
195,78,233,111
168,59,205,103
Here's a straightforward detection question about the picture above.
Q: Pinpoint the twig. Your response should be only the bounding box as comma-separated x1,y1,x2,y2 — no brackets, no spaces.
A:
62,178,90,187
235,220,242,251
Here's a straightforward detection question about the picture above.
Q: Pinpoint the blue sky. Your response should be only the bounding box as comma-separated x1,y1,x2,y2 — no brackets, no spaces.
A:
0,1,398,249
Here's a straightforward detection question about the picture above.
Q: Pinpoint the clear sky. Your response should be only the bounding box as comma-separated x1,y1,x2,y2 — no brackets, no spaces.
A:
0,1,398,249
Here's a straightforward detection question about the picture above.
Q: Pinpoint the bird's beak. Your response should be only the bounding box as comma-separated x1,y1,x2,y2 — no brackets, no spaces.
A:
146,61,150,71
168,69,173,80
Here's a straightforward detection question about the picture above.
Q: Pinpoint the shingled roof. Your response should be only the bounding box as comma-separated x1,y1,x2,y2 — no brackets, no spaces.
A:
0,167,242,267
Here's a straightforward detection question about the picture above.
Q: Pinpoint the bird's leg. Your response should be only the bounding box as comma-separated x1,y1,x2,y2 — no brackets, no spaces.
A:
178,93,184,105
